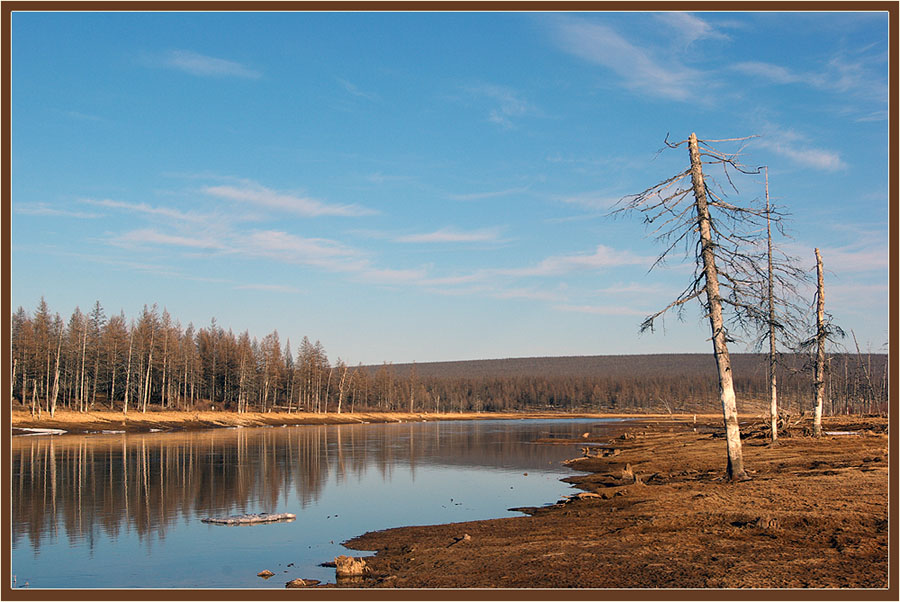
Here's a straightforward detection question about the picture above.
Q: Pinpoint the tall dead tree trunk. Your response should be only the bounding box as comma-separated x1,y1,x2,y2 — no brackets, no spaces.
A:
123,330,133,415
49,335,61,417
765,167,778,443
688,133,748,480
814,248,826,437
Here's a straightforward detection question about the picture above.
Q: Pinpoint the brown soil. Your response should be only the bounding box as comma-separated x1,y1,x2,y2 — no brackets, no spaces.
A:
341,415,891,590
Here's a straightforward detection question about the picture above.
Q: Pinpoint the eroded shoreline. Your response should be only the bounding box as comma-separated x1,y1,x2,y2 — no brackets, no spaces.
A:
338,415,889,589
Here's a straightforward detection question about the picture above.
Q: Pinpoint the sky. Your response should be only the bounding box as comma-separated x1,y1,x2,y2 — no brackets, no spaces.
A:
9,10,891,365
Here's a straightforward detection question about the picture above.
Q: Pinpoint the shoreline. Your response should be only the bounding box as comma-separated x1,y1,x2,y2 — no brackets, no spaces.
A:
9,408,710,436
339,415,889,589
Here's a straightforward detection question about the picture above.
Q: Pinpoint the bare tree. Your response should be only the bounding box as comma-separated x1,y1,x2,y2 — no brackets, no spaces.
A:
614,132,793,481
813,248,826,437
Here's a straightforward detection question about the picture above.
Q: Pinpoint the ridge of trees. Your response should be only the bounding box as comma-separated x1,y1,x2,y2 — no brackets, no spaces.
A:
10,299,887,417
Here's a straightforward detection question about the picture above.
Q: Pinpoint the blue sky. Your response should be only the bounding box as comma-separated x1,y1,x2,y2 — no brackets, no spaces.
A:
10,10,890,364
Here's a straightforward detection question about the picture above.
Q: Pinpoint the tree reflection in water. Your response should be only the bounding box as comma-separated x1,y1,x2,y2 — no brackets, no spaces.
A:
12,418,615,586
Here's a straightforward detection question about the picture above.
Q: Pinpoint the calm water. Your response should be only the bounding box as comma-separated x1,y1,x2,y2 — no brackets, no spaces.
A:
11,418,621,589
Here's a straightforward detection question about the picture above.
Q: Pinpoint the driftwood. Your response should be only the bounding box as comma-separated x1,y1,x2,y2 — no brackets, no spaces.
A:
285,578,320,588
334,555,367,577
581,446,620,458
202,512,296,525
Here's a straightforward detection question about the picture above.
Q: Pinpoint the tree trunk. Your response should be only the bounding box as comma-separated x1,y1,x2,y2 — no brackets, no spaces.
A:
765,167,778,443
814,248,826,437
124,331,133,415
688,132,748,481
79,327,87,413
49,336,61,417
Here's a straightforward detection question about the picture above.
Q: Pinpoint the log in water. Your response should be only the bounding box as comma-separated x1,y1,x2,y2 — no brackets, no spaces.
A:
202,512,296,525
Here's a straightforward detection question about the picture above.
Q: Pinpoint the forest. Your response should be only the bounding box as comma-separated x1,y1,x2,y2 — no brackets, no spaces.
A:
9,299,888,418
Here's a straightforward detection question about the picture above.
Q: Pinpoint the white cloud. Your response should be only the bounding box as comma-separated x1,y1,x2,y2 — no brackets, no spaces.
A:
756,127,846,171
338,78,378,101
203,182,376,217
596,282,671,295
395,227,504,244
14,203,100,219
465,84,535,129
82,198,208,222
163,50,261,79
557,190,620,210
499,244,651,277
655,13,729,47
235,284,303,293
356,267,429,284
447,187,529,201
732,49,887,103
239,230,363,269
113,228,224,249
548,15,705,101
555,304,649,316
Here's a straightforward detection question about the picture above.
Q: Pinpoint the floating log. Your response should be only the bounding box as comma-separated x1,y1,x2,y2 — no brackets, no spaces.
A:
201,512,296,525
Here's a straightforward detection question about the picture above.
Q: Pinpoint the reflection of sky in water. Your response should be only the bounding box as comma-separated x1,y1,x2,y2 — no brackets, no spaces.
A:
11,418,620,588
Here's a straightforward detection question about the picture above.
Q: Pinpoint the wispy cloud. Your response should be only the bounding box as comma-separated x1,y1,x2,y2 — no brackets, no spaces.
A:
655,13,730,48
395,227,505,244
499,244,650,277
555,304,649,316
113,228,225,249
464,84,536,129
596,282,671,296
367,171,413,184
557,190,620,211
239,230,363,269
82,198,209,222
162,50,261,79
732,48,888,104
756,126,846,171
203,182,377,217
447,186,530,202
338,77,378,101
422,283,566,302
235,283,304,294
548,14,706,101
14,203,101,219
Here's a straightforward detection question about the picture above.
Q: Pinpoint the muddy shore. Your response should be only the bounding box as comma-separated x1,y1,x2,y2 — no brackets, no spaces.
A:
9,408,624,435
340,415,890,590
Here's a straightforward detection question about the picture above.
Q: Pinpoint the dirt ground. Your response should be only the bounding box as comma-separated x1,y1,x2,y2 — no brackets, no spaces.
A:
340,415,891,590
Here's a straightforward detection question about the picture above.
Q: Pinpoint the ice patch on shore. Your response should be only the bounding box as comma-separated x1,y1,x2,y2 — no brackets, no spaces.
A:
13,427,67,436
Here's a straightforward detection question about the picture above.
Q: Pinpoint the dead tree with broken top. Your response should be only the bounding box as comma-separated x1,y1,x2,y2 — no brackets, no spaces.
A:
614,133,796,481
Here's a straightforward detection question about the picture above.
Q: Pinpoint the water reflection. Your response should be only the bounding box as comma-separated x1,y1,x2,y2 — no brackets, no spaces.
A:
11,418,614,588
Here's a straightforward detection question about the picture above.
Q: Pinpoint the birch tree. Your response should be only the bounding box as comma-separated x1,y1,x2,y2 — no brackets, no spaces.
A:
614,132,789,481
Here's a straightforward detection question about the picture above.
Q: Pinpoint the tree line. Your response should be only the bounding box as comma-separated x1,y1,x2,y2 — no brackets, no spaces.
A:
10,298,887,417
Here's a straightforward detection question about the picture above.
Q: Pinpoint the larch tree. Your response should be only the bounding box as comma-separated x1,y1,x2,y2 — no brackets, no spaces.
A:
614,132,794,481
758,167,807,442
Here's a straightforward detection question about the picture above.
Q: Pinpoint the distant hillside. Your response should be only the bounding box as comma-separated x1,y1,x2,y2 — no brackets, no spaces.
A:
361,353,887,416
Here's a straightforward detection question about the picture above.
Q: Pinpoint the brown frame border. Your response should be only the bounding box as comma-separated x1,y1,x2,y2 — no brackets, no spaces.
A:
1,2,896,601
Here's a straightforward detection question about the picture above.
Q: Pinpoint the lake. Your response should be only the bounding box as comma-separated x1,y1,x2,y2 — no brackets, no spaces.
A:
11,417,622,589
